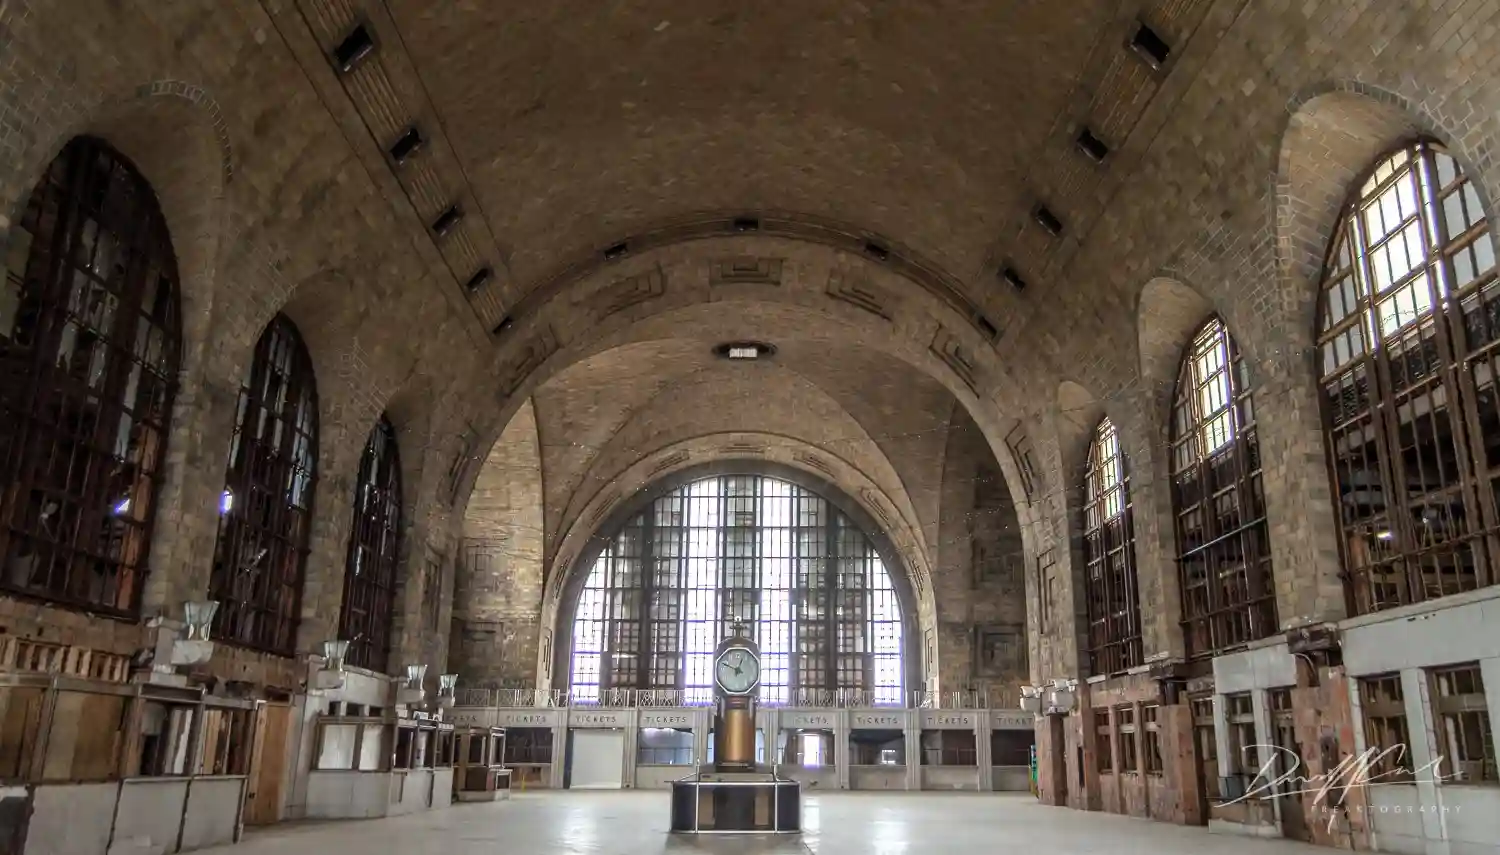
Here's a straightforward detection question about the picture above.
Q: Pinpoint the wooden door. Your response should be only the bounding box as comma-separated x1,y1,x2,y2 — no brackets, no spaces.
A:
244,703,292,826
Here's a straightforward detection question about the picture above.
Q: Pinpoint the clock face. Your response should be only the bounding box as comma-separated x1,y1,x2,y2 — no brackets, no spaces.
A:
714,647,760,695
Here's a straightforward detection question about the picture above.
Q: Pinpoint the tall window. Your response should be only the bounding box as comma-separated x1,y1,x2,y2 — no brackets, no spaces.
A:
1082,418,1142,675
338,416,401,672
209,315,317,654
1171,317,1277,657
1317,141,1500,615
0,137,180,615
568,475,905,705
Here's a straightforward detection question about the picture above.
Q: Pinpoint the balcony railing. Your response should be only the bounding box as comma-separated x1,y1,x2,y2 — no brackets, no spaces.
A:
452,687,1011,710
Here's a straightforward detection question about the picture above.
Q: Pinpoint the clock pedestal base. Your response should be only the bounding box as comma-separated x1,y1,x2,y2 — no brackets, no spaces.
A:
669,767,801,834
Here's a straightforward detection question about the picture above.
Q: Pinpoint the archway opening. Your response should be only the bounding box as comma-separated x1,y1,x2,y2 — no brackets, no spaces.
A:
563,473,911,706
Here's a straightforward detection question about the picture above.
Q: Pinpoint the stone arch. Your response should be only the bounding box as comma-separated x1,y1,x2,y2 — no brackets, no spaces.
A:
1274,81,1477,338
439,235,1037,533
1055,380,1106,484
4,81,234,373
543,456,927,695
543,433,936,629
1135,276,1218,450
548,349,918,553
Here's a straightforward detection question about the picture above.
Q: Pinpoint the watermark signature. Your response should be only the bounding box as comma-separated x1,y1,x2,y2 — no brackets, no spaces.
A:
1218,745,1460,831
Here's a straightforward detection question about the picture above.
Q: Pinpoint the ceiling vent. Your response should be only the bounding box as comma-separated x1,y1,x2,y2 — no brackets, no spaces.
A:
1033,205,1064,237
332,24,377,74
389,126,424,164
431,206,463,237
1130,22,1171,69
465,267,492,293
1076,128,1110,163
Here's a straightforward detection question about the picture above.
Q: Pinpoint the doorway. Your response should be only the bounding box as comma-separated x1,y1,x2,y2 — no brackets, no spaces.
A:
1270,689,1310,842
565,729,625,789
243,702,292,826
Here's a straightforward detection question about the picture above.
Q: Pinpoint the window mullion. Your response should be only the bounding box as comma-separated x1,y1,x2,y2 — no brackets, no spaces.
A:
825,506,837,694
637,508,656,691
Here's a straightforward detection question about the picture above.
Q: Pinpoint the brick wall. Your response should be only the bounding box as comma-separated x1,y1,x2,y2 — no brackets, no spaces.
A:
452,400,545,686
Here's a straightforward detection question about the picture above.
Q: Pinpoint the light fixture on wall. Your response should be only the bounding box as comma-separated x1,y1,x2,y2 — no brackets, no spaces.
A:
1020,685,1044,715
314,639,351,690
168,600,220,666
438,674,459,709
182,600,219,641
397,663,428,705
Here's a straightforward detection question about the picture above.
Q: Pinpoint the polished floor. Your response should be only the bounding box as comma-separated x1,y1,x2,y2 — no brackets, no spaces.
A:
205,792,1325,855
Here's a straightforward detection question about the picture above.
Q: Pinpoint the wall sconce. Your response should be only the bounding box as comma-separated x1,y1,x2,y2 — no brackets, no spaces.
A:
1020,685,1044,715
169,600,219,666
314,639,351,690
1045,678,1078,716
437,674,458,709
396,663,428,705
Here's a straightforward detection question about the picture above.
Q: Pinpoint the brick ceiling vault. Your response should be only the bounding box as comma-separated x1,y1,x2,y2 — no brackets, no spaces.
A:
445,238,1041,543
236,0,1234,553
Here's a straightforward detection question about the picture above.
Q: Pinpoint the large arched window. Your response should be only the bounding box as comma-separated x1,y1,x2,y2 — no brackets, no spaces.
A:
1171,317,1277,657
339,416,402,672
1318,141,1500,615
1082,418,1142,676
0,137,180,615
568,475,905,705
209,315,318,654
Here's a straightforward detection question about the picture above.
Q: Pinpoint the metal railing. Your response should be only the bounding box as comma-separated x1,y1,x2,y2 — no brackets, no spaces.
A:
452,687,1015,710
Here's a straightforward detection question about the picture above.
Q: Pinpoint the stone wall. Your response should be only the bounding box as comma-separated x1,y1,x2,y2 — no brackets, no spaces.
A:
452,401,545,686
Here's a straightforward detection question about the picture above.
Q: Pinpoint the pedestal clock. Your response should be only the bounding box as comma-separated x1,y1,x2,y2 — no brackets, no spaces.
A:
711,623,761,771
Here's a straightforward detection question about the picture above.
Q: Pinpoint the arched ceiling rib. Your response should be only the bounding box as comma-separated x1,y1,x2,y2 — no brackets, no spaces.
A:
536,341,946,557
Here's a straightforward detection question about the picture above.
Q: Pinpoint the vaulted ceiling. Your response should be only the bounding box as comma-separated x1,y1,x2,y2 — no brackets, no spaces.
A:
384,0,1117,286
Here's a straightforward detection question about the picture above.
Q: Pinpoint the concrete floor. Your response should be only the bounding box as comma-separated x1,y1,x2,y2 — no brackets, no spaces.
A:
202,792,1326,855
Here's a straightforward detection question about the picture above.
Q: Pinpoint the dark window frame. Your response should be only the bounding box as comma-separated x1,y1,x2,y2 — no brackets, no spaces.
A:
1358,673,1413,782
209,314,318,655
1170,317,1278,658
1225,692,1258,779
1430,663,1496,785
1191,694,1220,800
1116,704,1139,773
1143,703,1163,774
0,136,182,617
1315,140,1500,616
1095,708,1113,773
1082,417,1143,676
338,415,402,672
566,475,905,704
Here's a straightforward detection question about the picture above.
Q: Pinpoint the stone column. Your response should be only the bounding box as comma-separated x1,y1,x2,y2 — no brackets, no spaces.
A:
975,711,993,791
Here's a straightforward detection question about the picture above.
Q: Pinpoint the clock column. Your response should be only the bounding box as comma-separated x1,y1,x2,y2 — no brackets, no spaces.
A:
712,624,759,772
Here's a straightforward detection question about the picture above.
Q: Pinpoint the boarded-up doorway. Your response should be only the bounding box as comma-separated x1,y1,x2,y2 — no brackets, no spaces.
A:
244,702,292,826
